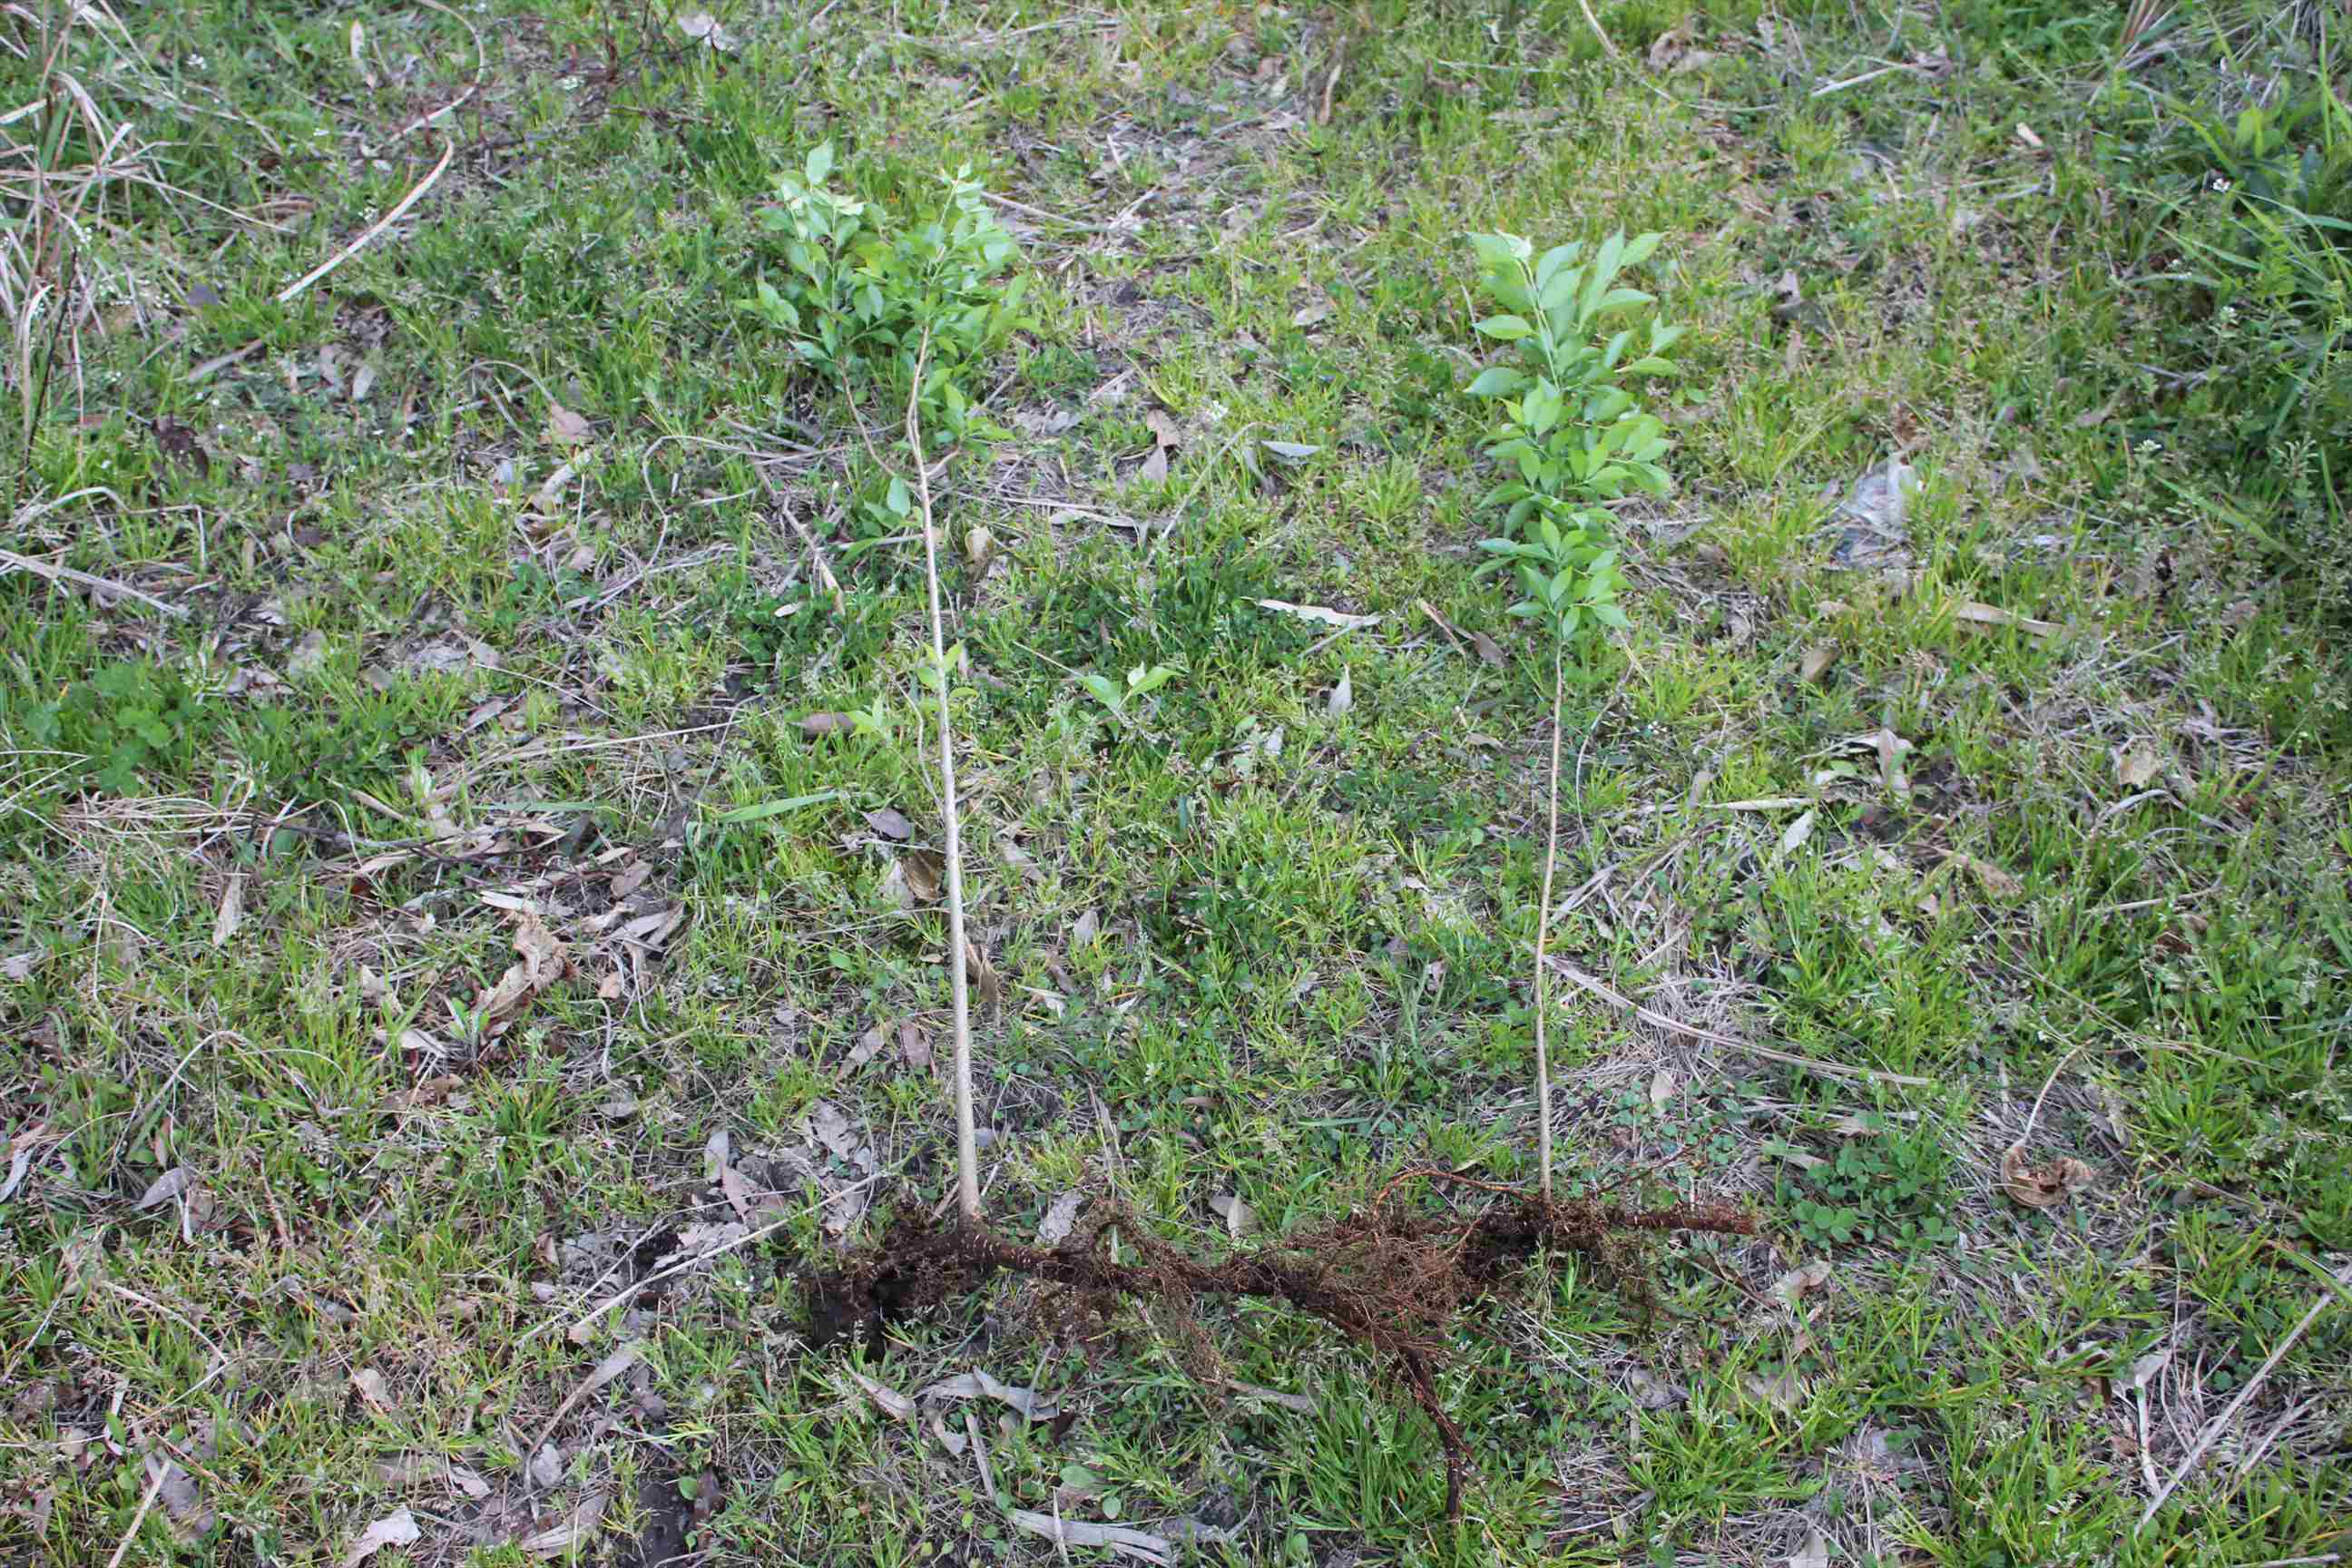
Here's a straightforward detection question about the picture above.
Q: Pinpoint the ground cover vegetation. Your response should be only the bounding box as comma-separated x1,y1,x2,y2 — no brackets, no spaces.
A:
0,0,2347,1563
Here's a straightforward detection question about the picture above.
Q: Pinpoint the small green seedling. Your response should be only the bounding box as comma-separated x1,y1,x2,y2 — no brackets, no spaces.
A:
1075,662,1181,723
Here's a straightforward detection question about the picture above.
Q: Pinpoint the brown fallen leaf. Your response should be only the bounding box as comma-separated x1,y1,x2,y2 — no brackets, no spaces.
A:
1139,444,1169,485
1954,600,2057,638
1471,630,1506,666
133,1166,195,1210
919,1368,1060,1421
1788,1524,1831,1568
350,1367,396,1414
212,874,244,947
1799,643,1838,682
1037,1189,1084,1244
547,400,592,447
964,939,1003,1014
1007,1511,1172,1564
850,1368,914,1420
1210,1191,1253,1239
1941,848,2023,898
343,1508,420,1568
866,807,913,841
1772,1259,1833,1310
2001,1142,2097,1208
901,849,945,903
1326,667,1353,716
897,1020,932,1071
1743,1366,1809,1413
477,908,565,1033
517,1490,607,1555
800,711,854,739
2114,740,2163,789
1070,907,1100,947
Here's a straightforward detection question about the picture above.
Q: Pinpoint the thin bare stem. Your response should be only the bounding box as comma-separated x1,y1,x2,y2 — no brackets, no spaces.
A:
1534,642,1565,1200
905,335,980,1221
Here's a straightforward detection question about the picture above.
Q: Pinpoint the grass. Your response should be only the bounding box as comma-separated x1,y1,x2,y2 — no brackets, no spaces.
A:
2,0,2349,1563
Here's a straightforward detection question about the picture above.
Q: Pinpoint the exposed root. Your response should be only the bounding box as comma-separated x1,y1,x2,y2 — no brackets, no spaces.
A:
806,1169,1757,1520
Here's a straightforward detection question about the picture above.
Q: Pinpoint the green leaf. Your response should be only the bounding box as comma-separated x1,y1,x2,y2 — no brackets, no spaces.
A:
1465,366,1526,397
1475,314,1533,341
709,789,847,824
805,142,835,185
1620,230,1663,268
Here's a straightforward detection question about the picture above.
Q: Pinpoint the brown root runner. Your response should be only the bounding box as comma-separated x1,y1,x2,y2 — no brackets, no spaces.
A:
807,1168,1757,1521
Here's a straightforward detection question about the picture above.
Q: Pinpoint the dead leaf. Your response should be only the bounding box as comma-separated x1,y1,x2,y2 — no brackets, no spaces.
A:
1038,1190,1084,1245
850,1369,914,1420
1788,1524,1831,1568
675,10,738,50
804,1100,858,1162
1253,598,1378,631
866,807,913,841
207,873,246,948
703,1129,730,1182
1779,809,1818,855
287,630,329,679
2114,741,2162,789
919,1368,1061,1422
2126,1345,2171,1395
1874,728,1913,795
900,849,944,903
898,1021,932,1070
1627,1366,1687,1410
1290,299,1332,328
878,860,915,912
964,525,995,571
800,711,854,738
1210,1191,1253,1239
1954,600,2058,638
1799,643,1838,682
1326,667,1353,716
133,1166,195,1210
2015,122,2044,150
964,939,1003,1014
1006,1511,1171,1564
1648,1067,1678,1109
350,1367,396,1414
848,1027,887,1070
1942,849,2023,898
1070,907,1100,947
476,908,564,1031
719,1163,755,1222
2073,395,2119,430
1144,408,1181,450
546,400,592,447
1471,630,1505,666
1139,444,1169,485
1743,1366,1809,1412
2001,1143,2097,1208
1225,1377,1317,1415
343,1508,420,1568
1772,1259,1833,1310
1647,16,1694,70
517,1490,607,1555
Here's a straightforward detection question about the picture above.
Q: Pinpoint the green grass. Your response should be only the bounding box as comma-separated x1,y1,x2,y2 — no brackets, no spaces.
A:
3,0,2349,1563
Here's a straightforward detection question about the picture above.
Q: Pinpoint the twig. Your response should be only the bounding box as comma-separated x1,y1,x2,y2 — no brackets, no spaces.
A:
1546,957,1935,1087
103,1457,167,1568
1316,41,1346,125
775,492,843,611
0,545,184,617
2016,1043,2083,1147
275,134,453,304
385,0,486,147
2136,1260,2352,1532
1576,0,1621,60
1533,647,1565,1200
965,1410,998,1502
906,334,981,1223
